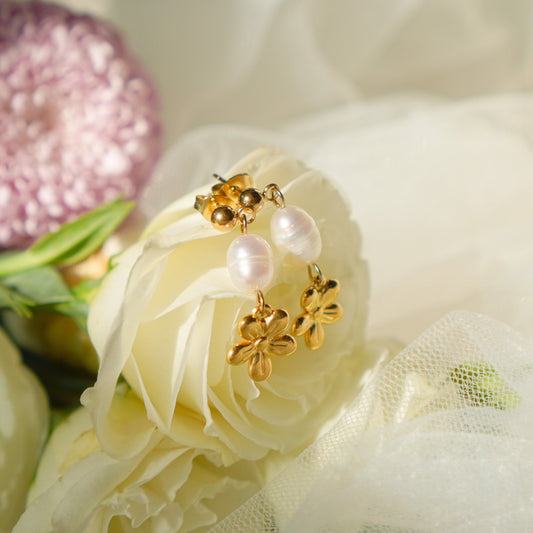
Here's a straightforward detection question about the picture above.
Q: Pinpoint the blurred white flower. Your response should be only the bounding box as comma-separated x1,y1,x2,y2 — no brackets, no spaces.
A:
14,388,258,533
81,147,370,461
0,327,49,532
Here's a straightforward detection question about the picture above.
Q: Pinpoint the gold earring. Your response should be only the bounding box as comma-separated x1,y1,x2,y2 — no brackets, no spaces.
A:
195,174,296,381
268,188,343,350
194,173,264,232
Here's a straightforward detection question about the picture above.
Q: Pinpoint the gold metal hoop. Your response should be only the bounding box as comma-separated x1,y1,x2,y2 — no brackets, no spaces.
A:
308,262,325,287
252,291,273,319
263,184,285,208
237,206,256,233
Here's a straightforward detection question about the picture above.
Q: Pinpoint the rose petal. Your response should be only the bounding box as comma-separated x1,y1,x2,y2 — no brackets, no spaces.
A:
291,313,313,336
268,334,297,357
16,393,260,533
320,303,343,324
305,321,324,350
239,315,265,341
301,287,319,313
248,353,272,381
227,341,256,365
264,308,290,337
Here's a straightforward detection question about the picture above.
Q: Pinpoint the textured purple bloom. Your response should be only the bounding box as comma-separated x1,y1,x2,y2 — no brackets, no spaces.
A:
0,1,162,249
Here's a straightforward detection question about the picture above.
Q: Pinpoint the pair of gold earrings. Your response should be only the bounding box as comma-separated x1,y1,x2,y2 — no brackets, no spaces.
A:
195,173,343,382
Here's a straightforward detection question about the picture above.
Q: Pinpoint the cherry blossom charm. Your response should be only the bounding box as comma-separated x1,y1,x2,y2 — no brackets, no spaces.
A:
292,265,343,350
227,300,296,381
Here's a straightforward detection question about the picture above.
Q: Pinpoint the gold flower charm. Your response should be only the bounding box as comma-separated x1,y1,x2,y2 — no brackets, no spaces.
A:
194,173,264,232
292,278,343,350
227,307,297,381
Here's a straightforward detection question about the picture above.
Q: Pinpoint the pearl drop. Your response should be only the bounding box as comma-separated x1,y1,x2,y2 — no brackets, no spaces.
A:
227,234,274,292
270,206,322,264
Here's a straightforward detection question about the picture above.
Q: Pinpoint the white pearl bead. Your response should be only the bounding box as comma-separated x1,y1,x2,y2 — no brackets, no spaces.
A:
227,234,274,292
270,206,321,264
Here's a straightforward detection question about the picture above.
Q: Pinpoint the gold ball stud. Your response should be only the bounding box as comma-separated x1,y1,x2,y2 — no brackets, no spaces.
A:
211,206,236,231
239,188,263,211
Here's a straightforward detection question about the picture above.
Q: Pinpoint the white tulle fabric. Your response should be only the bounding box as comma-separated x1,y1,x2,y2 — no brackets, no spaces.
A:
209,311,533,532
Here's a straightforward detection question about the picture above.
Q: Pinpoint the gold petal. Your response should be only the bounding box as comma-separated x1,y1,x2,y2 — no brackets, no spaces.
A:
248,352,272,381
226,173,252,190
320,279,340,307
194,195,214,221
239,314,266,341
292,313,313,336
320,303,343,324
227,341,256,365
301,286,319,313
221,174,252,203
212,195,237,209
194,194,237,221
211,182,225,195
305,321,324,350
268,334,297,357
264,308,290,337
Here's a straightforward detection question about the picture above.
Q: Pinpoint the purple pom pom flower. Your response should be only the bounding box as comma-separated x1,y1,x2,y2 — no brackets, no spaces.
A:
0,1,162,248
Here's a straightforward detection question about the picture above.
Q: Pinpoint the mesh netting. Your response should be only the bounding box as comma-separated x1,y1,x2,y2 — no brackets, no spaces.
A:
210,311,533,532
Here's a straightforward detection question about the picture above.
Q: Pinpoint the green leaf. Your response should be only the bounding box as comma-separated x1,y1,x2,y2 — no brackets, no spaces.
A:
2,266,73,306
450,362,521,410
0,266,105,330
0,265,75,318
0,264,106,328
0,283,34,317
0,199,134,276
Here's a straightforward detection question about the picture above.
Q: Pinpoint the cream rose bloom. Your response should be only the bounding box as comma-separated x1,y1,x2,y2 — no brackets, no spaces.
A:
82,147,369,461
14,388,259,533
0,327,49,532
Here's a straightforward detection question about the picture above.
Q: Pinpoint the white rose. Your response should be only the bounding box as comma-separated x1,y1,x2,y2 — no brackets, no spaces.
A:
14,388,259,533
0,327,49,532
82,147,370,461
